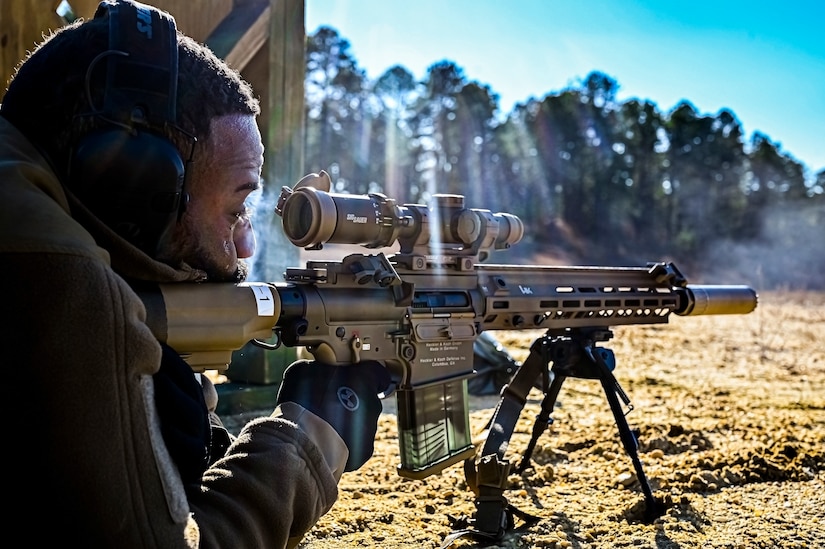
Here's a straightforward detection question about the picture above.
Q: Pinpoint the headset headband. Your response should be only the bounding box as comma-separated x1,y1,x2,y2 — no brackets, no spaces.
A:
94,0,178,129
68,0,187,256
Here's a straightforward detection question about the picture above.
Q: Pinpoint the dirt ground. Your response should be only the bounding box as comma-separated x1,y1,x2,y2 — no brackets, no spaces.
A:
226,291,825,548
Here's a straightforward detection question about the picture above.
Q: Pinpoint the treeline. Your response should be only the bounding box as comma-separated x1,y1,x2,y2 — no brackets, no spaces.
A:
302,27,825,288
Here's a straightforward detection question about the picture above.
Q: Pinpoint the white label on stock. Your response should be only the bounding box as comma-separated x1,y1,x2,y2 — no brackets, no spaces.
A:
239,282,276,316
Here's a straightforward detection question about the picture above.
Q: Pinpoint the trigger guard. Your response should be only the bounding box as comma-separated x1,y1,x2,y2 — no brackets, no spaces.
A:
252,331,281,350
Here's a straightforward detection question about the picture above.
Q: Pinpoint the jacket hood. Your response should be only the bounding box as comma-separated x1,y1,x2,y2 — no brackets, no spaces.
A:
0,115,205,284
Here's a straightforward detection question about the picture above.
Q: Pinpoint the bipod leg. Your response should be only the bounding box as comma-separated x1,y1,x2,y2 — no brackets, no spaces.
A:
516,371,565,473
587,345,664,522
458,335,550,541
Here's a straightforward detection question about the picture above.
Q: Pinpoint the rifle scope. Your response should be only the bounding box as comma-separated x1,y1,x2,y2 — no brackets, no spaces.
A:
278,186,524,254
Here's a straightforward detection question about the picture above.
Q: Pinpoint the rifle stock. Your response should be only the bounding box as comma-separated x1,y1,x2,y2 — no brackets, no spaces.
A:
140,180,757,480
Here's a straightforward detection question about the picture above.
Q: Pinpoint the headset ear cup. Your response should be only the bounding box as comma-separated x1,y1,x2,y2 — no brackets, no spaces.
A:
71,128,186,255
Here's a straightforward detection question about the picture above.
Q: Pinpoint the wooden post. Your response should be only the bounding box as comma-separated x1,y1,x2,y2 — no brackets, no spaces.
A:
204,0,305,284
204,0,307,386
267,0,306,193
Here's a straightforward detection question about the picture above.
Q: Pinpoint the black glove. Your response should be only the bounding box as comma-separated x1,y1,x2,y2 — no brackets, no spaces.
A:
153,343,211,484
276,359,391,472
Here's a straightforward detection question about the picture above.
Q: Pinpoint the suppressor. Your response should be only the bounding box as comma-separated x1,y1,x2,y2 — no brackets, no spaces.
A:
675,284,758,316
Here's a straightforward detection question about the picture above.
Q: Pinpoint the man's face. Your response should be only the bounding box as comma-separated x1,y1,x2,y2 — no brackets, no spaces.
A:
156,114,264,282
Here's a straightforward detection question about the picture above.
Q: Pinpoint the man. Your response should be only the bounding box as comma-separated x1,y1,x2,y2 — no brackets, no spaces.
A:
0,1,387,546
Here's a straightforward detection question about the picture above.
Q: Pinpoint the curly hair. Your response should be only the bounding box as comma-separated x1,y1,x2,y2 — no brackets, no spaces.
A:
0,7,260,179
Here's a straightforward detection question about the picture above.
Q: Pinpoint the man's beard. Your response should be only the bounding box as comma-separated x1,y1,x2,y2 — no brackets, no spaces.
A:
187,241,249,282
156,223,249,282
225,260,248,283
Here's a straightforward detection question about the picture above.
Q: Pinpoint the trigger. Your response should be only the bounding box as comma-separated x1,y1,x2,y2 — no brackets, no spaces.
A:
350,334,362,363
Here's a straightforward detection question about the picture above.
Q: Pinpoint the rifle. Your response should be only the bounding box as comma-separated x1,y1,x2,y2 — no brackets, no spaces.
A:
139,174,757,540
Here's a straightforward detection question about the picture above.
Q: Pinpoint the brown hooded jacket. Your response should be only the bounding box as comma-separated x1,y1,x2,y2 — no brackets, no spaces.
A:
0,115,346,548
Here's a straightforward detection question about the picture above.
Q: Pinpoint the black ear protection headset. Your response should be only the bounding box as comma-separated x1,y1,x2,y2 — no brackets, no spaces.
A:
69,0,194,256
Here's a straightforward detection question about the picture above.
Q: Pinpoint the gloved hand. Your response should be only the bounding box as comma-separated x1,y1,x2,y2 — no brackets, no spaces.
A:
199,373,234,464
276,359,391,472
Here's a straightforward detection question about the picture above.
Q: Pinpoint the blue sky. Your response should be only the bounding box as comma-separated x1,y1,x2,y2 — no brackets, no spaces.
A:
306,0,825,176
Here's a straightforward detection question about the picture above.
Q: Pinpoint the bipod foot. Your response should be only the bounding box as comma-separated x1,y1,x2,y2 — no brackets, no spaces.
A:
644,497,666,524
631,494,667,525
440,505,541,548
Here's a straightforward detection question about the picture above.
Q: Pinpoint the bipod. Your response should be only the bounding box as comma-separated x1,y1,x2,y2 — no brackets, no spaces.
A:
453,328,663,544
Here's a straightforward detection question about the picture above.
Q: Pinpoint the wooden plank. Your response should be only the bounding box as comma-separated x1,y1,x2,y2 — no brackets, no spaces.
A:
267,0,305,183
157,0,234,43
259,0,305,277
56,0,102,21
0,0,232,93
1,1,64,90
205,0,270,71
